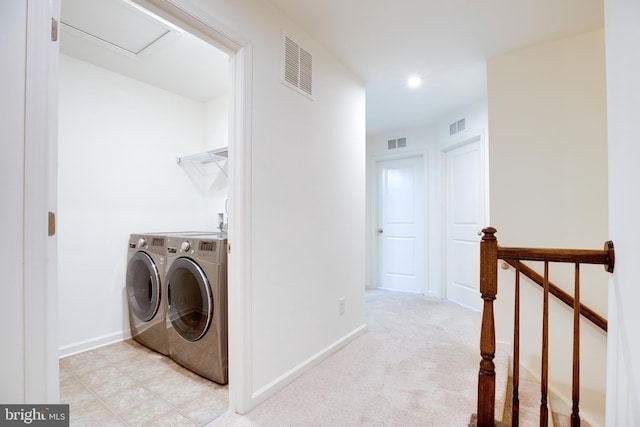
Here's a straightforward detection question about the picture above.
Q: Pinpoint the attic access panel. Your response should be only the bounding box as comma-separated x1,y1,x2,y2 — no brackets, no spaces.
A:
61,0,173,55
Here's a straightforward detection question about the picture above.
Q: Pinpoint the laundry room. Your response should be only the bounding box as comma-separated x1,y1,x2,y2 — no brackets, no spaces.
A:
56,0,231,414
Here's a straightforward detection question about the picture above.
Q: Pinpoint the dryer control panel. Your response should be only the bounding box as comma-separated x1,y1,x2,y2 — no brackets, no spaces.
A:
167,235,227,264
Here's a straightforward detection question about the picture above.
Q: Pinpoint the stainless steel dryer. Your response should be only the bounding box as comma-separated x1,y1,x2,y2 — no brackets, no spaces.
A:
126,233,170,355
165,233,228,384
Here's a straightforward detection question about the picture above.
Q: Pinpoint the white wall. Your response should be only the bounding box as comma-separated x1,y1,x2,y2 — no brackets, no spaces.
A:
58,54,223,353
0,1,27,402
5,0,366,410
154,0,367,406
487,29,608,424
366,101,488,298
604,0,640,424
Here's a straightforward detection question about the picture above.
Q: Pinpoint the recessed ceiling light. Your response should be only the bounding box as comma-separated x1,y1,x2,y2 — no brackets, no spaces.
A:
407,76,422,88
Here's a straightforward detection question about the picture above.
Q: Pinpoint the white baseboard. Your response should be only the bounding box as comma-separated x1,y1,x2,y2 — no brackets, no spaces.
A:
426,289,441,299
249,324,368,408
58,330,131,358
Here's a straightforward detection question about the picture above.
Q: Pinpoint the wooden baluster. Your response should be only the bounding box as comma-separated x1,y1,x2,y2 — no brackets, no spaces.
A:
540,261,549,427
477,227,498,427
571,264,581,427
513,260,520,427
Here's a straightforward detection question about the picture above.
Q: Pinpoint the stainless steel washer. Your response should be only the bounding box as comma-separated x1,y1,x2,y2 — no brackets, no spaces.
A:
126,233,170,355
165,234,228,384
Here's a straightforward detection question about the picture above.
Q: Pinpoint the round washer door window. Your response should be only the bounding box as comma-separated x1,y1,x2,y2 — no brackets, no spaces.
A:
126,251,161,322
166,257,213,342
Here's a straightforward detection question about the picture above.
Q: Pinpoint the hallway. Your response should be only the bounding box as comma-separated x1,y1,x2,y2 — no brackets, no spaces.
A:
211,290,497,426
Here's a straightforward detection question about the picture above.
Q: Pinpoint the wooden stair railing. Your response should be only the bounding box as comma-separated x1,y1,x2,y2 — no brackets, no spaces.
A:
475,227,614,427
502,258,607,332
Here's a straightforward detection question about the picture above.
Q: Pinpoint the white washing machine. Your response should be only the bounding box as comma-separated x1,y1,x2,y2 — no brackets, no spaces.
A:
126,233,170,355
165,233,228,384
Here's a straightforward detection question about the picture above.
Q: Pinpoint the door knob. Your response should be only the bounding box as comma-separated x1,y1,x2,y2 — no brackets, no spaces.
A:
377,228,384,234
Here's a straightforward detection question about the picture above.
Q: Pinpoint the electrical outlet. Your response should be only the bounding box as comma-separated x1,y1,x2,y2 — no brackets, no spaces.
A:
339,297,345,316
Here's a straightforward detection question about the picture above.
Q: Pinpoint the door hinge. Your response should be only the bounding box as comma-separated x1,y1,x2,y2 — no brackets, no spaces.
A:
51,18,58,42
48,212,56,237
227,243,231,254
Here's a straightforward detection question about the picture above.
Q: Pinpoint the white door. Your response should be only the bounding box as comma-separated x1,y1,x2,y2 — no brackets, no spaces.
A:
377,156,426,293
445,138,485,310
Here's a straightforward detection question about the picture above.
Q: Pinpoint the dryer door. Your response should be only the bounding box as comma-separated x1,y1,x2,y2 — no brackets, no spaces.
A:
166,257,213,342
126,251,161,322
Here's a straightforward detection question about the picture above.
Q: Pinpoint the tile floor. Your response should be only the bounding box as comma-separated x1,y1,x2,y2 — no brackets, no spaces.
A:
59,339,229,426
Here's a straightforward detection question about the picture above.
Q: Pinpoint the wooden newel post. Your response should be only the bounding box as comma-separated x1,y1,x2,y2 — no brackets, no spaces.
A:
477,227,498,427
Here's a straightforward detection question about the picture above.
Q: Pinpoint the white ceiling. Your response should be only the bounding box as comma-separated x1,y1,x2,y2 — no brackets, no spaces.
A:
270,0,604,136
60,0,604,135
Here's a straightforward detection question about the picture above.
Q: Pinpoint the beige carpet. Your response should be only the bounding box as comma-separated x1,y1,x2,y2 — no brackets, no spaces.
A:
210,289,501,427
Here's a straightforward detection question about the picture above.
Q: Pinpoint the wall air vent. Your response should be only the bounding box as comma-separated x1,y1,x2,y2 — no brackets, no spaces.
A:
449,118,466,136
387,137,407,150
282,33,314,99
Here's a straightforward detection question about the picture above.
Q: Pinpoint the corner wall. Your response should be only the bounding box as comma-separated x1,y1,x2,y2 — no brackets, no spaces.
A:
487,29,608,425
604,0,640,424
170,0,367,408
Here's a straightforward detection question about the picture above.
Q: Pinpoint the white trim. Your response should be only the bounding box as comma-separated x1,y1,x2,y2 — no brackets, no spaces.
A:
59,331,131,359
227,44,254,414
47,0,61,404
24,0,60,403
250,325,368,406
132,0,247,53
440,131,488,302
121,0,186,33
441,133,481,153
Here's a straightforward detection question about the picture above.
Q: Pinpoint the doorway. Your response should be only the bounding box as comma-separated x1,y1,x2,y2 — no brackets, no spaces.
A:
444,135,486,310
375,155,426,293
52,0,252,418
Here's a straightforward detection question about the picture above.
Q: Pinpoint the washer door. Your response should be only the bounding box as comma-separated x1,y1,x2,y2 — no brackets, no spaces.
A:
126,251,161,322
166,257,213,342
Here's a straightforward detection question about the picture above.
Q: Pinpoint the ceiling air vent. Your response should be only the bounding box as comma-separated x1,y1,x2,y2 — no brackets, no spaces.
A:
282,33,314,100
449,118,466,136
387,137,407,150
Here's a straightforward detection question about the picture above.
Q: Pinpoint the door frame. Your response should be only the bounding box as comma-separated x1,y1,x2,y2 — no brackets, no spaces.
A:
27,0,255,413
370,151,429,293
130,1,255,413
22,0,61,403
440,131,489,302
